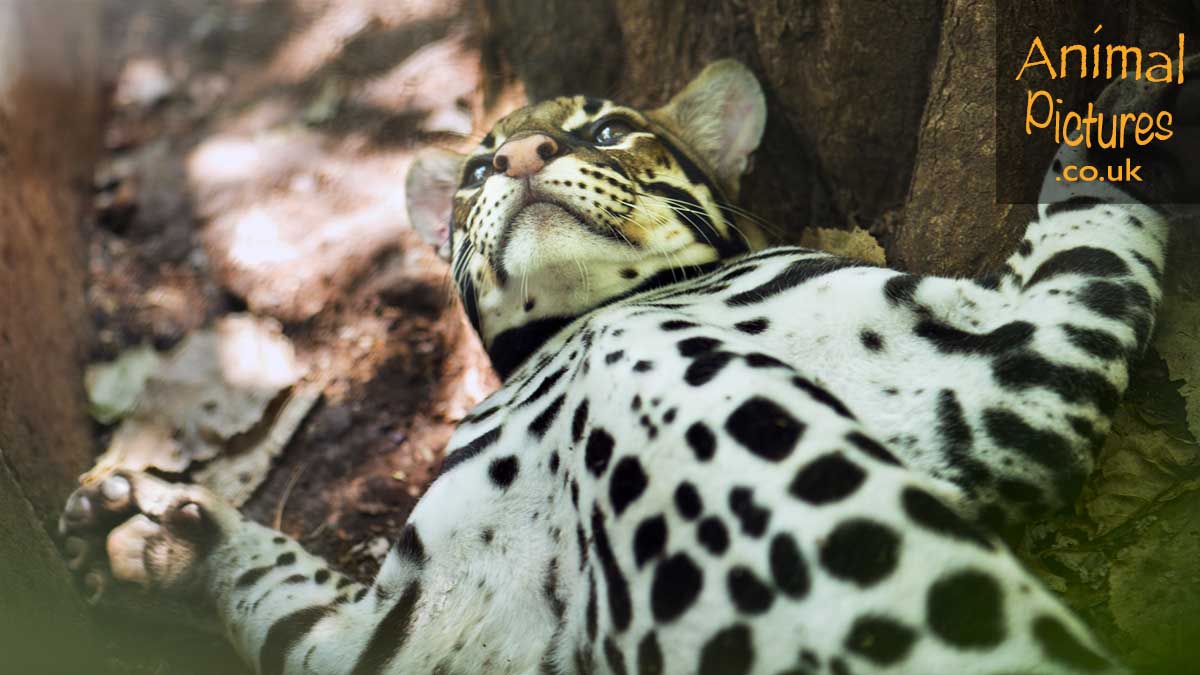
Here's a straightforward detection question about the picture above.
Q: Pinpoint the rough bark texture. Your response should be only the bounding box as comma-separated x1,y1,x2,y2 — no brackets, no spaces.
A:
482,1,1200,672
0,0,104,671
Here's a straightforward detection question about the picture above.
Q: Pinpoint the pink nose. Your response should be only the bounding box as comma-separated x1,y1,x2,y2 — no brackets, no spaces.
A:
493,134,559,178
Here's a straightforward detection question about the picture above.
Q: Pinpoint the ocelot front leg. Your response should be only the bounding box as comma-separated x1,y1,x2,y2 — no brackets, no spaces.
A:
60,472,385,675
678,63,1197,530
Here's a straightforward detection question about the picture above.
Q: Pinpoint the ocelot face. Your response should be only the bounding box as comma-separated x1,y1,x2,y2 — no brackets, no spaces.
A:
408,61,768,376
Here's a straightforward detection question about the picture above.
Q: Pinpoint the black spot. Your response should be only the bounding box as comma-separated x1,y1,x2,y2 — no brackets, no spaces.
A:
660,320,698,331
277,552,296,566
884,274,920,306
489,455,519,488
482,528,494,545
1017,239,1033,257
633,515,667,568
349,582,421,675
633,360,654,372
1026,247,1130,288
621,268,639,279
549,451,560,474
606,350,625,364
585,428,615,476
686,422,717,461
819,519,900,587
1078,280,1128,318
793,377,856,420
901,487,993,550
586,572,598,641
984,408,1083,500
915,320,1035,356
734,318,770,334
860,330,884,352
992,352,1119,415
830,657,853,675
789,453,866,505
610,456,648,516
935,389,991,490
726,257,869,306
314,569,330,584
396,524,427,565
725,397,804,461
697,517,729,555
604,637,629,675
678,337,722,357
927,569,1006,649
769,533,810,598
236,566,272,588
529,394,566,439
674,482,702,520
638,632,664,675
441,427,501,475
1130,250,1162,282
844,616,917,666
650,553,703,622
727,566,775,614
517,366,568,407
260,606,336,675
572,400,590,442
591,507,633,631
697,624,753,675
684,351,735,386
846,431,901,466
729,487,770,537
582,97,605,114
1062,324,1123,360
744,352,787,369
1046,195,1104,216
1033,615,1110,671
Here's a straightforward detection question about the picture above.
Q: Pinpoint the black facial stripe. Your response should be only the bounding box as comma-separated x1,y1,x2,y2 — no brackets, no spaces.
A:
456,265,482,336
653,132,743,232
644,181,748,258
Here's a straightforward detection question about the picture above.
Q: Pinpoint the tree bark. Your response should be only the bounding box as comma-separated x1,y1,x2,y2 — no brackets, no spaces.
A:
0,0,104,672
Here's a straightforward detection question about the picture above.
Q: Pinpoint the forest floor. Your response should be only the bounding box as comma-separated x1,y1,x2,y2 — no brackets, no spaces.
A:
86,1,515,671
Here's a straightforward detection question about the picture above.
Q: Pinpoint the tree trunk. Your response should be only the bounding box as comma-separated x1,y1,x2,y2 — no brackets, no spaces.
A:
0,1,105,672
481,2,1200,672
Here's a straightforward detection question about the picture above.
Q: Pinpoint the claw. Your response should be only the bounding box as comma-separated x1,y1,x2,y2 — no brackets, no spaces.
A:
82,568,107,605
62,492,94,529
99,475,131,505
63,537,89,571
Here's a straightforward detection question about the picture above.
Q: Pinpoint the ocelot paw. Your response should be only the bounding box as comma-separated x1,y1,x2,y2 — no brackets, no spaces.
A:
58,471,228,603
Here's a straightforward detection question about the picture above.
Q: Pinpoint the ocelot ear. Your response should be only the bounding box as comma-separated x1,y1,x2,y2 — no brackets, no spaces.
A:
651,60,766,198
406,149,465,260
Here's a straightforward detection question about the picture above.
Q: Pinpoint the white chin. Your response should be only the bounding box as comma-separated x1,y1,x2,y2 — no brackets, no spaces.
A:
511,202,580,230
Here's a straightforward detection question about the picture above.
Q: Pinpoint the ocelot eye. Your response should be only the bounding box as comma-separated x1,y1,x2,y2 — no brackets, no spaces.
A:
462,159,493,188
593,118,634,146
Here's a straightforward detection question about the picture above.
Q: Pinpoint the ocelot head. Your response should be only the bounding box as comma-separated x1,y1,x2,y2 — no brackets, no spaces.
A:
407,60,768,377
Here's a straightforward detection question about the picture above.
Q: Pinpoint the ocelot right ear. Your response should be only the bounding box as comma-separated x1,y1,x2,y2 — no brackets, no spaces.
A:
406,149,465,260
650,60,767,199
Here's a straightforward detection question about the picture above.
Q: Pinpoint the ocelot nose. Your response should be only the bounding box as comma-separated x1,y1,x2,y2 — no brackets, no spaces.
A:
493,134,559,178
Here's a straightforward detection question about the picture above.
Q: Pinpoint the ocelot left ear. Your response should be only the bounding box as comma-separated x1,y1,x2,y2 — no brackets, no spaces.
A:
406,149,465,260
650,60,767,199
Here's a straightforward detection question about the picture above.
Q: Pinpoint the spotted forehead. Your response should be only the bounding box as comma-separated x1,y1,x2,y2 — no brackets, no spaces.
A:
481,96,619,149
